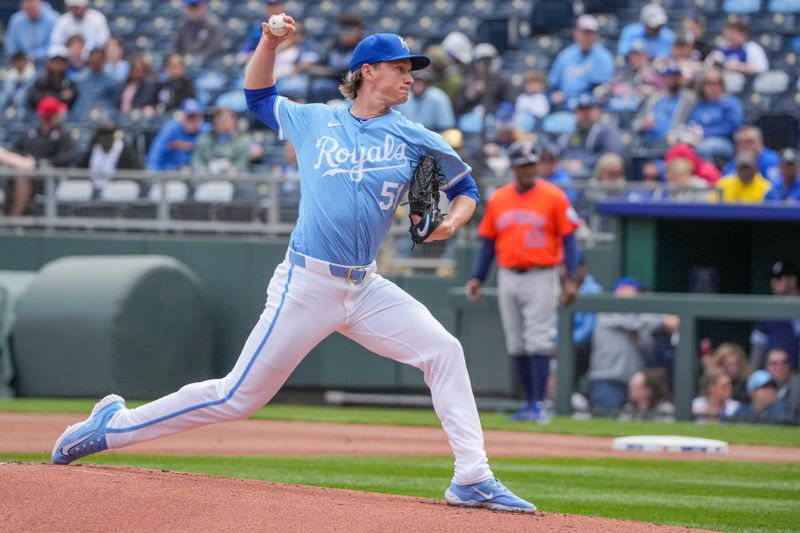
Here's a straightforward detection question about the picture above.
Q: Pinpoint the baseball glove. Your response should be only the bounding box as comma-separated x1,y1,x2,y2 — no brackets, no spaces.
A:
406,155,446,246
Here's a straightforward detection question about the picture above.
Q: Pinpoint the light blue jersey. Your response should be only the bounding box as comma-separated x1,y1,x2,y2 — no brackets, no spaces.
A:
247,88,474,266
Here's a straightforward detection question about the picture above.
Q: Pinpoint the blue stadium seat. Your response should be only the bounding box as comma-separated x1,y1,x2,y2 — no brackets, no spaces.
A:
723,0,761,13
768,0,800,12
542,111,576,135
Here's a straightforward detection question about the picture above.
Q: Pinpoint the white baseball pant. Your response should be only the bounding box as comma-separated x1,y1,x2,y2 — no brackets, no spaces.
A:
106,249,493,485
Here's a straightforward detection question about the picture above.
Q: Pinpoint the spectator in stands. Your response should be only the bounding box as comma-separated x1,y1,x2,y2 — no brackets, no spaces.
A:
692,370,741,423
712,342,751,402
71,46,117,120
664,157,716,202
395,68,455,132
666,30,704,83
717,151,772,204
271,24,319,102
306,13,362,103
603,40,662,113
558,94,622,179
114,54,157,117
765,348,800,421
572,253,602,350
78,121,142,196
49,0,109,54
64,34,85,79
705,18,768,76
146,98,210,171
174,0,224,63
4,0,58,63
618,4,675,60
436,32,473,101
156,54,196,113
27,44,78,111
514,71,550,128
664,141,721,185
728,369,792,424
103,36,129,83
548,15,614,109
8,96,76,216
237,0,286,65
536,142,575,202
634,64,696,141
765,149,800,202
721,126,781,185
454,43,514,133
618,369,675,422
592,153,626,185
191,107,251,174
680,12,712,60
750,260,800,371
587,277,678,413
0,52,37,115
689,68,743,165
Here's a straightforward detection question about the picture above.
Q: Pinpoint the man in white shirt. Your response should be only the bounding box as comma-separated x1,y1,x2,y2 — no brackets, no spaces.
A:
49,0,110,58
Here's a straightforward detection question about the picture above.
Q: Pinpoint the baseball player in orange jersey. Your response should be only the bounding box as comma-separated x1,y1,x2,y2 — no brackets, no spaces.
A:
466,140,580,422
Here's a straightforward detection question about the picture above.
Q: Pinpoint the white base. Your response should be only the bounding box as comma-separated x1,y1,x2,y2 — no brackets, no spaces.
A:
612,435,729,454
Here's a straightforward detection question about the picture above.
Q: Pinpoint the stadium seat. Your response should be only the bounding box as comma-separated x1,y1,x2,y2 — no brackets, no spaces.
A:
542,111,576,135
148,181,189,203
753,70,790,94
55,180,93,202
768,0,800,12
100,180,142,202
194,180,235,203
723,0,761,13
722,70,747,94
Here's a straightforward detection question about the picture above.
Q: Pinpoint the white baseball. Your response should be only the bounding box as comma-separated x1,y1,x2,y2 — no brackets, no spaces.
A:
268,14,288,37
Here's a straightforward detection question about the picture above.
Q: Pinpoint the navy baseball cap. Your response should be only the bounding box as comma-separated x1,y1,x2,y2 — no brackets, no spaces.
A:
349,33,431,73
508,141,539,167
576,93,599,108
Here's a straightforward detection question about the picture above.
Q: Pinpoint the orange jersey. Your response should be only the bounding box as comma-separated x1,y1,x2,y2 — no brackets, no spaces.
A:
478,180,580,269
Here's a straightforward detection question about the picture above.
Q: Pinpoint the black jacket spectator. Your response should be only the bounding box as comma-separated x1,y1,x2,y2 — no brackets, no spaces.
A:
27,45,78,111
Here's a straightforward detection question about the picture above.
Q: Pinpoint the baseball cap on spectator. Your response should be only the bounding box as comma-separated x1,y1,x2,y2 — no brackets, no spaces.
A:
508,141,539,167
735,151,757,168
746,369,776,393
265,0,283,4
349,33,430,73
641,3,667,28
536,141,561,159
181,98,203,115
576,93,599,108
441,32,473,64
627,39,651,57
661,64,682,76
780,148,799,164
613,276,646,291
47,44,69,60
473,42,498,62
183,0,204,4
770,260,798,279
576,14,599,32
36,96,68,117
65,0,89,6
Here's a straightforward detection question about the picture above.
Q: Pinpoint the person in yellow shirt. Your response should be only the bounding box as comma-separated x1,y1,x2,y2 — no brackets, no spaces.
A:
717,150,772,203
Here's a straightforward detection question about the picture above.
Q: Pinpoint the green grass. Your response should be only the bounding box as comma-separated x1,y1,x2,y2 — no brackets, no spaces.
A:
5,453,799,532
3,398,799,447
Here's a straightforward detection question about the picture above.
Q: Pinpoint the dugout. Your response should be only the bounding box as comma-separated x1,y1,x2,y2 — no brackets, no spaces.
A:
12,256,214,398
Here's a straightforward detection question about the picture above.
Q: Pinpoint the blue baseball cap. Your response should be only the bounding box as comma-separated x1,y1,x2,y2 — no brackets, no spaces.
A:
576,93,599,108
181,98,203,115
746,369,776,393
349,33,430,73
613,276,646,291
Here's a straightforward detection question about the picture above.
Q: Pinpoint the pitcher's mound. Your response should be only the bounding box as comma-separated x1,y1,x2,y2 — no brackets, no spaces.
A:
0,462,704,532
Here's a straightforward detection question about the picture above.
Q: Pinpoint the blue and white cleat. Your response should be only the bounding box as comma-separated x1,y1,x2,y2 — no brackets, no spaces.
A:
445,477,537,513
51,394,126,465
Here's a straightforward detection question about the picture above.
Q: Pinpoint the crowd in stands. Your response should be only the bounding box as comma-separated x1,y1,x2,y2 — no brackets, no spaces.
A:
0,0,798,423
0,0,799,214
